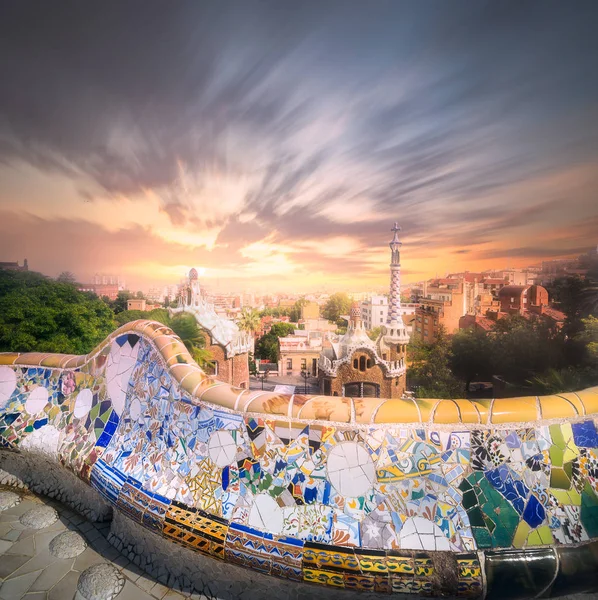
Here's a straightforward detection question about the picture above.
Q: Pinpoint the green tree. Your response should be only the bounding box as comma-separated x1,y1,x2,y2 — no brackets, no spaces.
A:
450,328,494,392
110,290,134,314
576,316,598,361
237,308,261,335
490,315,565,386
56,271,77,284
322,292,352,326
289,297,308,322
367,326,381,341
115,308,212,368
0,270,115,354
407,329,462,399
254,322,295,363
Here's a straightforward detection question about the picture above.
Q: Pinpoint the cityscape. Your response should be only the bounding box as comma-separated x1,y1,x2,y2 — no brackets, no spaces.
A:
0,2,597,600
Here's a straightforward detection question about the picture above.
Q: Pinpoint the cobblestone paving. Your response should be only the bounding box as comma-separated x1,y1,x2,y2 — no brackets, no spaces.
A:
0,487,194,600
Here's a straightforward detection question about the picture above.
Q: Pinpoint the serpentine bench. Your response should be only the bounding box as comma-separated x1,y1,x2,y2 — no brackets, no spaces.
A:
1,320,597,599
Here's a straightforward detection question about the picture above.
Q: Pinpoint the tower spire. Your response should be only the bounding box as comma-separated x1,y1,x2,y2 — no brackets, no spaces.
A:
387,222,403,325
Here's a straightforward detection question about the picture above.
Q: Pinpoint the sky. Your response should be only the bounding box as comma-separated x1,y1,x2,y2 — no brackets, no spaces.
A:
0,1,597,293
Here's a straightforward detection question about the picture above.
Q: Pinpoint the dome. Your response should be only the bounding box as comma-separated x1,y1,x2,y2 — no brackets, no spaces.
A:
189,268,198,281
350,301,361,319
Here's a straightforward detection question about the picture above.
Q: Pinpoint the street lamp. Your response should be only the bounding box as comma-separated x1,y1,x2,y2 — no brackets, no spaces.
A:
300,368,310,395
258,369,269,390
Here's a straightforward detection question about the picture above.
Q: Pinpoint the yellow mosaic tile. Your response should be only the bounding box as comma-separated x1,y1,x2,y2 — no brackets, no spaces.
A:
356,553,387,574
353,397,386,423
575,387,598,415
432,400,461,424
512,520,531,548
200,382,240,410
246,393,292,416
490,396,539,424
539,395,579,420
373,399,421,423
298,397,351,422
414,557,433,577
414,398,436,422
0,353,20,366
303,568,344,588
453,399,483,424
386,555,414,574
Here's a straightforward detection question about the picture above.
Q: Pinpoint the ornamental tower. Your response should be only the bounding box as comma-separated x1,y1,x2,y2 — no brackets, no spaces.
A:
382,222,410,347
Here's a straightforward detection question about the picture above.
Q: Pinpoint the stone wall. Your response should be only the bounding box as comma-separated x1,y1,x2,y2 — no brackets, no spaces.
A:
0,319,597,599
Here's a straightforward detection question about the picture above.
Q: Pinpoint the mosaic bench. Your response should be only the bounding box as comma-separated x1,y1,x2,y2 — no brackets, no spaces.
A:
0,319,597,599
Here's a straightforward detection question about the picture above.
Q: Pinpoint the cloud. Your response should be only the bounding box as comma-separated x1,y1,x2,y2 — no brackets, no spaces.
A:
0,1,597,290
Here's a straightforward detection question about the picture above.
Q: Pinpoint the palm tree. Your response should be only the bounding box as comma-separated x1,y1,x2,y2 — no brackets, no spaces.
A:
169,313,213,368
237,308,261,336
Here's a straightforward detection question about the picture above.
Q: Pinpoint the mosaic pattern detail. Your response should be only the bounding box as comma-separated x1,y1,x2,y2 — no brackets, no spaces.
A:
1,320,598,598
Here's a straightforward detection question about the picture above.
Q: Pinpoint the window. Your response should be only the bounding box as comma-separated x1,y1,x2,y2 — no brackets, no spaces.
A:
286,358,292,370
323,379,331,395
359,356,366,371
380,310,383,316
424,318,429,324
424,330,428,336
353,358,358,369
343,382,379,398
301,358,307,371
205,361,218,376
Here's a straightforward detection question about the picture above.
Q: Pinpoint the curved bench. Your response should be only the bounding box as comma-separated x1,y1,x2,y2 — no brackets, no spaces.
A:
0,319,597,599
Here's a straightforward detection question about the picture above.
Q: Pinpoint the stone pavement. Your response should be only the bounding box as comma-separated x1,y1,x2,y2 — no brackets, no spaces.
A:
0,486,192,600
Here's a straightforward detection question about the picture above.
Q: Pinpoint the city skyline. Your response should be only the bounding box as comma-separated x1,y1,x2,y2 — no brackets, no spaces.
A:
1,2,597,292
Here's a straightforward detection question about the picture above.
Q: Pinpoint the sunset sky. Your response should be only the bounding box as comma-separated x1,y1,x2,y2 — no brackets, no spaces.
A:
0,1,597,293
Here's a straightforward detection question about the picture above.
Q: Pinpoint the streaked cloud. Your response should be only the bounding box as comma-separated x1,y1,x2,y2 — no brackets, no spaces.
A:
0,1,596,291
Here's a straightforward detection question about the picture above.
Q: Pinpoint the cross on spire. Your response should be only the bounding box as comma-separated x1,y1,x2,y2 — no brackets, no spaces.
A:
391,222,401,234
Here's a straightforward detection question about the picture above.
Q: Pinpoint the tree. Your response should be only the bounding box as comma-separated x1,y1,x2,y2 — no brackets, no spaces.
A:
237,308,261,335
254,322,295,363
576,316,598,361
135,291,145,299
367,326,381,342
0,270,115,354
110,290,134,314
322,292,352,326
450,329,493,392
56,271,77,284
289,297,308,322
407,328,462,399
115,308,213,368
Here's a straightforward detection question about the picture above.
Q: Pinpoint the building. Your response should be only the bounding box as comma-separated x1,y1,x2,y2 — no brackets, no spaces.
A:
360,295,388,330
77,283,120,301
170,269,252,388
301,302,320,320
497,285,549,316
414,279,468,342
0,259,28,272
278,332,322,377
318,223,408,398
126,298,160,312
302,318,337,333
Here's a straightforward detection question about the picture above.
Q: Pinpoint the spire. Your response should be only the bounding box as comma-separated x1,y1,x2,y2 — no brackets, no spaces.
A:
389,222,402,266
387,222,403,325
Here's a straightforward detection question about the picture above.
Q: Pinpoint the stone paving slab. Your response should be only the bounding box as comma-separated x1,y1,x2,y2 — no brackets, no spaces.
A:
0,486,188,600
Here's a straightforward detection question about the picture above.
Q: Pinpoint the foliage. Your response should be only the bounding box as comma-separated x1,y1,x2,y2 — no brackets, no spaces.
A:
450,328,494,391
528,366,598,395
289,297,308,322
56,271,77,283
115,308,212,368
254,321,296,363
576,316,598,361
248,353,258,376
108,290,134,314
237,308,261,334
490,315,566,385
0,270,115,354
259,307,290,318
407,328,462,398
322,292,352,326
367,326,381,341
